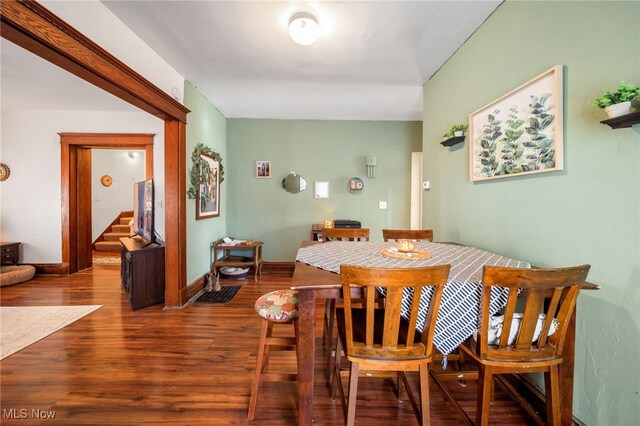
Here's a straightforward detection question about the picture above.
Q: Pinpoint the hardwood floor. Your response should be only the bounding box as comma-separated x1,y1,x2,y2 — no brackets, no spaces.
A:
0,266,535,425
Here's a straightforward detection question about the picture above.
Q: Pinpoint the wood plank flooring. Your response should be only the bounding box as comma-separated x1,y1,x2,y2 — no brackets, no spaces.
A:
1,266,536,425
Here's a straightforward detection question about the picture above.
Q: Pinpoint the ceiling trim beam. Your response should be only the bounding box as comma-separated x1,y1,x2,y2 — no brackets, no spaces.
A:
0,0,189,122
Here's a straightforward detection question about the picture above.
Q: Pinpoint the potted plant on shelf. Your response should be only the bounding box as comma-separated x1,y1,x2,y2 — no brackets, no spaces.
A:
450,123,468,137
592,81,640,118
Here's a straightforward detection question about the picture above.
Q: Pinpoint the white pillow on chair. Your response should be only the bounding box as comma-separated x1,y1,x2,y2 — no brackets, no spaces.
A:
475,313,559,346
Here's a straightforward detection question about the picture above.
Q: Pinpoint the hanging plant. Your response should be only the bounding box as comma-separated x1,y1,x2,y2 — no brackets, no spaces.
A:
187,142,224,199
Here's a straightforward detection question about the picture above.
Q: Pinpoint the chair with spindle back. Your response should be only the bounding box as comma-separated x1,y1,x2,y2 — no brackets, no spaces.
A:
382,229,433,242
322,227,370,242
332,264,450,426
320,227,370,380
446,265,590,426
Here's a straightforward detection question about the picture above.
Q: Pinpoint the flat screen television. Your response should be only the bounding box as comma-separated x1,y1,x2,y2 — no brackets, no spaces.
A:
132,179,155,245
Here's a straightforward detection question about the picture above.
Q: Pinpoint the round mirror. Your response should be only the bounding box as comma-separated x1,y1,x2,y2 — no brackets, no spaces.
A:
281,172,307,194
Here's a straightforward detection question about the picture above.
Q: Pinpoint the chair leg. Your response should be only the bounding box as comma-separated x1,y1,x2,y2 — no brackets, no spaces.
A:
346,362,360,426
262,321,273,373
419,364,431,426
476,365,492,426
395,372,404,401
324,299,336,381
330,338,343,400
545,365,561,426
335,355,348,422
247,320,269,420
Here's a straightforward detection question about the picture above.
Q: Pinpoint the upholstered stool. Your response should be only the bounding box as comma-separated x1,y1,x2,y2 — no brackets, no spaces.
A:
0,265,36,287
247,289,299,420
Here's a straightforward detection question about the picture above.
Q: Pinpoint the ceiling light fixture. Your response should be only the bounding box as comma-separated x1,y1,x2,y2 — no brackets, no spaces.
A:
288,12,320,46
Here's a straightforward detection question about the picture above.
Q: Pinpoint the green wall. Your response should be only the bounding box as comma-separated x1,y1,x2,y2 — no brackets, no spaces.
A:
422,2,639,424
184,82,228,284
227,119,422,260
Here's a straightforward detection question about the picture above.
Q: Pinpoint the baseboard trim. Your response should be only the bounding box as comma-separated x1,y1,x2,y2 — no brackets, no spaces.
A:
187,274,206,301
262,261,295,275
30,263,69,275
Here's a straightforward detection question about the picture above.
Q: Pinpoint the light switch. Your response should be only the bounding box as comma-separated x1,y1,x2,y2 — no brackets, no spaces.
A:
422,181,430,190
379,201,387,209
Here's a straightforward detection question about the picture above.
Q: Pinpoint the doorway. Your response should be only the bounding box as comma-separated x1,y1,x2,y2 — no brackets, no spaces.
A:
410,152,423,229
60,133,154,273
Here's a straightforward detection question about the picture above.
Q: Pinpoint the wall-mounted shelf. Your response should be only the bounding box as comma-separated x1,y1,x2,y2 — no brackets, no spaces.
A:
600,110,640,129
441,135,465,147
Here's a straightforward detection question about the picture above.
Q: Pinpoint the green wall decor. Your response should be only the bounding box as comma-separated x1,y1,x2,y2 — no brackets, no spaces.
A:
469,65,563,181
187,142,224,200
422,2,639,425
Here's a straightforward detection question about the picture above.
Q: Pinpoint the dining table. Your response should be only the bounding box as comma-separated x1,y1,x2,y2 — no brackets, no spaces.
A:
290,240,597,426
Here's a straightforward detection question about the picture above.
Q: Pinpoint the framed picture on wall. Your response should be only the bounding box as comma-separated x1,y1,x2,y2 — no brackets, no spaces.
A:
256,160,271,178
469,65,563,182
196,152,220,219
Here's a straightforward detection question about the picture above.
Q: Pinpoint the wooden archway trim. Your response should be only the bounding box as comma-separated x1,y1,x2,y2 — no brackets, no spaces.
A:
1,1,189,308
60,133,155,275
60,133,155,180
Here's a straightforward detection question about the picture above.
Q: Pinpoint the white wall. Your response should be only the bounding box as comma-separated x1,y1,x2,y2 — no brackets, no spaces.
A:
91,150,145,240
0,110,163,263
42,0,185,102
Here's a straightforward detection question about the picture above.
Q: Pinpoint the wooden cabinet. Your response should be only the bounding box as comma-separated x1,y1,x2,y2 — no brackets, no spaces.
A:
211,239,263,282
120,237,165,310
1,242,20,265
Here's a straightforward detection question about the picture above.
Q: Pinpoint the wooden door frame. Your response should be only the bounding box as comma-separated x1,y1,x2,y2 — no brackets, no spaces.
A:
60,133,154,274
1,1,190,308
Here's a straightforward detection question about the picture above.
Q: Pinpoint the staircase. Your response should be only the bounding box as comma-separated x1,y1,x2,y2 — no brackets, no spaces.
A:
94,212,133,253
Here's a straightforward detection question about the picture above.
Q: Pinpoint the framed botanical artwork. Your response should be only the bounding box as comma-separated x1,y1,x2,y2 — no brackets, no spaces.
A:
469,65,563,182
256,160,271,178
196,152,220,219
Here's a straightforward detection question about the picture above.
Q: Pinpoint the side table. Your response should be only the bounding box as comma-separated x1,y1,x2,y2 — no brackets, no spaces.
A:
1,242,21,265
211,239,263,282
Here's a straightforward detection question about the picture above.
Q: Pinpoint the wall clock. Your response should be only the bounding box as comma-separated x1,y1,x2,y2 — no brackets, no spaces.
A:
100,175,113,187
347,177,364,193
0,163,10,182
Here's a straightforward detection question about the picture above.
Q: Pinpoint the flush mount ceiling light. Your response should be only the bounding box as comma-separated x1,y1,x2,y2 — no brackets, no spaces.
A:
288,12,320,46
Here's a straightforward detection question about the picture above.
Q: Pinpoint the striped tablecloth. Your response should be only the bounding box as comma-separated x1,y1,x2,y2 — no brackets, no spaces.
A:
296,241,530,359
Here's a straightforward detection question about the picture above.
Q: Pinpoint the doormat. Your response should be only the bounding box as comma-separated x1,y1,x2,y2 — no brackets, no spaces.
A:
194,286,241,304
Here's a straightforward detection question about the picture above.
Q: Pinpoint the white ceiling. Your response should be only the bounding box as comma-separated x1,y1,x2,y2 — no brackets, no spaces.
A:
1,1,502,120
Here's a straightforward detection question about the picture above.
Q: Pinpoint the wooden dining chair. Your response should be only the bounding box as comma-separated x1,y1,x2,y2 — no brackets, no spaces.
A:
320,227,370,379
322,227,370,242
436,265,590,426
332,264,450,426
382,229,433,242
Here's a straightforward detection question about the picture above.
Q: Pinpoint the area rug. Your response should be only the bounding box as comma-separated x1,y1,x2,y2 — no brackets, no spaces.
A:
0,305,102,360
93,256,121,265
194,286,241,304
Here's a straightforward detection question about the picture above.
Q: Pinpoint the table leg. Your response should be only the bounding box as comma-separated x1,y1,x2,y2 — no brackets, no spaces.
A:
297,289,316,426
560,306,577,425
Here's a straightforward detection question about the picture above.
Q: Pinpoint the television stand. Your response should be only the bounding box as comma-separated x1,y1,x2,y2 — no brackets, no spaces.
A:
120,237,165,310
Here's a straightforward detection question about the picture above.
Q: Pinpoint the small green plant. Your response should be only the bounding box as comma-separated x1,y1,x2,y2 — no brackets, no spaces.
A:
450,123,468,133
443,123,468,139
592,81,640,108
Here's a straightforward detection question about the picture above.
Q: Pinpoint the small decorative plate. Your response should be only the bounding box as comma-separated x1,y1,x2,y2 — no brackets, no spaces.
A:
0,163,10,182
100,175,113,187
348,177,364,193
379,247,432,260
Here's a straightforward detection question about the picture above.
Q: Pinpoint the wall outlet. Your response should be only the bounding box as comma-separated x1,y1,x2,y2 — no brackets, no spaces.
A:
422,181,430,190
379,201,387,209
